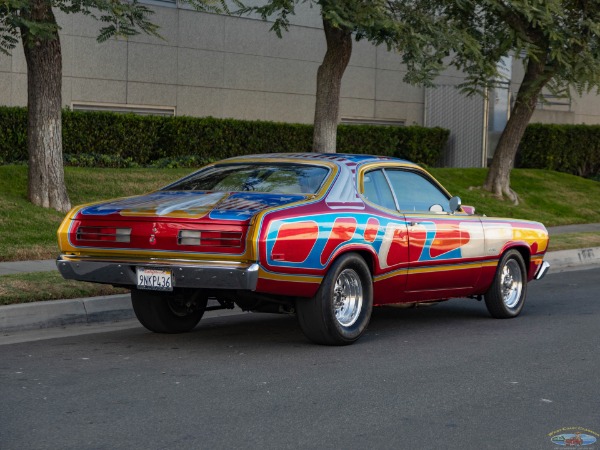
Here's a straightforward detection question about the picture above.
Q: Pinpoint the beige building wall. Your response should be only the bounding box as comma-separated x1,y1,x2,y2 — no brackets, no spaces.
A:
2,3,600,168
509,58,600,125
0,3,424,125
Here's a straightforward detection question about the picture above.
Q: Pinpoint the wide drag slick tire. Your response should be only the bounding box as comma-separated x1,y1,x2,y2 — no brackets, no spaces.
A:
296,253,373,345
485,249,528,319
131,288,208,333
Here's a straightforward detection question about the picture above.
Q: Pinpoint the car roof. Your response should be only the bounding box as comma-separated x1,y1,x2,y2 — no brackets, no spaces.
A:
221,152,417,167
219,153,422,207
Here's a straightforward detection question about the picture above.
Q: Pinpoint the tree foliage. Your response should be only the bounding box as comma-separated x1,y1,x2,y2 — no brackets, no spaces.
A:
1,0,236,54
241,0,459,152
440,1,600,202
245,0,463,84
1,0,161,52
447,1,600,97
0,0,235,212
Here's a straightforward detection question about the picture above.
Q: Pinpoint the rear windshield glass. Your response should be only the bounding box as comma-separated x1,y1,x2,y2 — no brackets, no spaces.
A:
163,163,330,195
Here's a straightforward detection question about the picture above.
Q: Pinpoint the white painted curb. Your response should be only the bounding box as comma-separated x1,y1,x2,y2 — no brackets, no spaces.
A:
545,247,600,269
0,294,133,332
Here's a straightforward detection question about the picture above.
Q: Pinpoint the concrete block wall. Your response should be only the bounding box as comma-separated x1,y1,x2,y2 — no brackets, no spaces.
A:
0,3,427,125
3,2,600,169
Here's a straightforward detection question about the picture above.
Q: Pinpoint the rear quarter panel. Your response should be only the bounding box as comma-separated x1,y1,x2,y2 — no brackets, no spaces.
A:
476,219,549,291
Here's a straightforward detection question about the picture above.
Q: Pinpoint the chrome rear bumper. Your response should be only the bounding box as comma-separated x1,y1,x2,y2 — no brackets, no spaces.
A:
534,260,550,280
56,255,259,290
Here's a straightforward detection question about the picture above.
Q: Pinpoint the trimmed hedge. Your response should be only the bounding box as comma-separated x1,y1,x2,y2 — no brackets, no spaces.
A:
0,107,448,167
337,123,449,165
0,107,27,164
519,123,600,178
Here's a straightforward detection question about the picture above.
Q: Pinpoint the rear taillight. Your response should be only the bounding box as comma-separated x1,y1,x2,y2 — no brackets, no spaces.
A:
77,226,131,243
177,230,243,248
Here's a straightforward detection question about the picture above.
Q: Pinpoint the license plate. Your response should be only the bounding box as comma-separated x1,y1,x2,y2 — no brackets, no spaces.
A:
136,267,173,291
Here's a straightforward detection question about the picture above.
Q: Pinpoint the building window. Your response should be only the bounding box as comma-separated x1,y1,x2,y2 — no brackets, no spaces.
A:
535,94,572,112
341,117,404,126
71,102,176,116
139,0,177,8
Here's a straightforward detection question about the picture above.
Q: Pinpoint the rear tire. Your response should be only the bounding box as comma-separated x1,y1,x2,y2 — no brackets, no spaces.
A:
131,288,208,333
296,253,373,345
485,250,528,319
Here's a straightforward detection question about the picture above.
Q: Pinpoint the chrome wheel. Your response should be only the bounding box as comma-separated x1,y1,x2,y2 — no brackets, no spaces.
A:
501,259,523,309
333,268,363,327
296,253,373,345
485,250,528,319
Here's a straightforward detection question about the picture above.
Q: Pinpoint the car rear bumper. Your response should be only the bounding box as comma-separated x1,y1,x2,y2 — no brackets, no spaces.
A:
56,255,259,290
534,260,550,280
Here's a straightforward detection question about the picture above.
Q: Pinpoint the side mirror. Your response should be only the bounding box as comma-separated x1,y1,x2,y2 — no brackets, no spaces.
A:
462,205,476,215
449,196,462,214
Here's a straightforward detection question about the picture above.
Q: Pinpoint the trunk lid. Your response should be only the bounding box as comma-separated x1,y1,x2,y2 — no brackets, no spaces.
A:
67,191,306,256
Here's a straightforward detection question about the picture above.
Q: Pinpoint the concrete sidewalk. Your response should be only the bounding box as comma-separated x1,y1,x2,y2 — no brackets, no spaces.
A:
548,222,600,235
1,223,599,333
0,294,135,332
0,259,57,275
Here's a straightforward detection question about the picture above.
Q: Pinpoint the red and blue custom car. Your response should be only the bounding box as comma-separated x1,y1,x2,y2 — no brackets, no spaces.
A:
57,153,550,345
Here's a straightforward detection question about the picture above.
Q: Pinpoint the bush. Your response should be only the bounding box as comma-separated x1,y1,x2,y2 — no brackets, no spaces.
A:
337,124,449,166
0,107,28,164
63,111,165,165
0,107,449,167
519,123,600,179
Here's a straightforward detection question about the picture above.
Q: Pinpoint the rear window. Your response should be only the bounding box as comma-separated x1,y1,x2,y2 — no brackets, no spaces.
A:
163,163,329,195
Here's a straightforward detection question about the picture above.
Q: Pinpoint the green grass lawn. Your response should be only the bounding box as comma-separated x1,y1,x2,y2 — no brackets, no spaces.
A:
1,164,599,262
0,271,127,305
429,168,600,225
546,232,600,251
0,165,188,261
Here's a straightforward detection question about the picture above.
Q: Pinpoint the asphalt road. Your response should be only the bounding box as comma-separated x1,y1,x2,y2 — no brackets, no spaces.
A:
1,268,599,450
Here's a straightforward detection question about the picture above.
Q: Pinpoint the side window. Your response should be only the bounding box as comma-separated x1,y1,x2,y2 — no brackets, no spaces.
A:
385,170,450,212
362,169,397,210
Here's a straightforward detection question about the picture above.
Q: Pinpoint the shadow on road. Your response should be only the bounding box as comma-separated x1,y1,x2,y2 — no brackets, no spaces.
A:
110,297,517,349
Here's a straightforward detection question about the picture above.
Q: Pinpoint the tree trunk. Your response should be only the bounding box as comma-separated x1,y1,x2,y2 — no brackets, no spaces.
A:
313,18,352,153
20,0,71,212
484,57,554,204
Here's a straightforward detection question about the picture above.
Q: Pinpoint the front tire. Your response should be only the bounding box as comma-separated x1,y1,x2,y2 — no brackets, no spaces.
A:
131,288,208,333
296,253,373,345
485,250,528,318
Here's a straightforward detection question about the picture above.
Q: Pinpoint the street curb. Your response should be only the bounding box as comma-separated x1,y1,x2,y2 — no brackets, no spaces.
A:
1,248,599,334
545,246,600,270
0,294,134,333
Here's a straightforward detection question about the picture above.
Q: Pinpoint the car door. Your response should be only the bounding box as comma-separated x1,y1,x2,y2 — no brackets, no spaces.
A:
383,169,484,294
361,168,409,292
